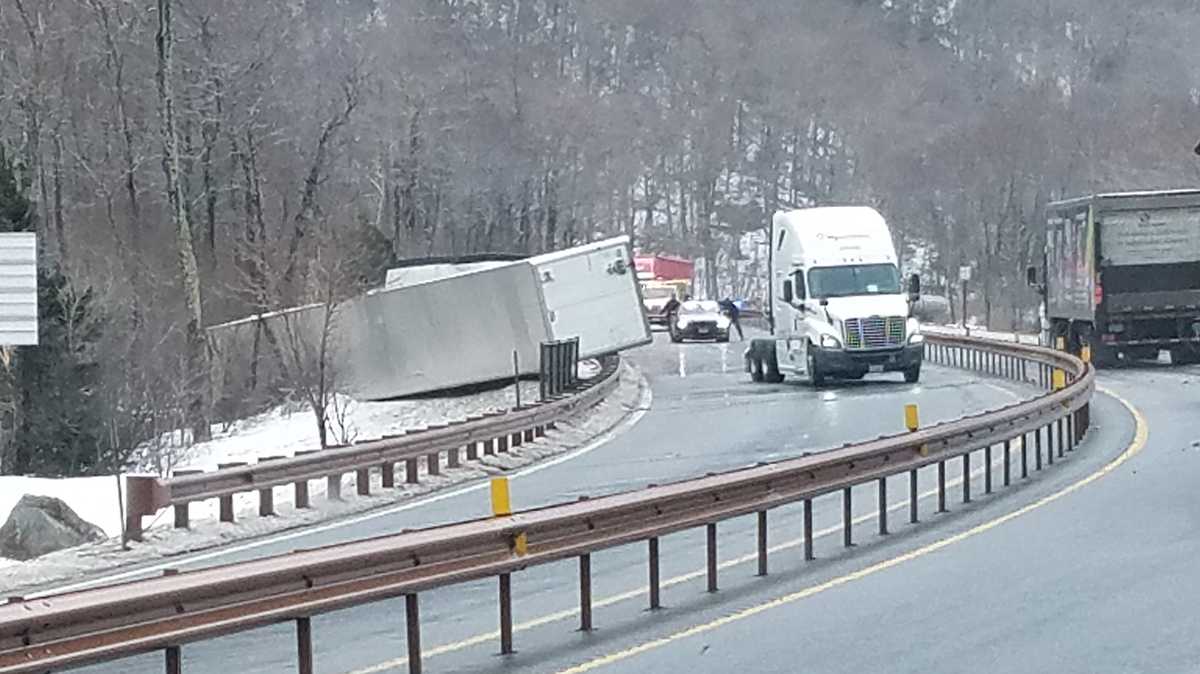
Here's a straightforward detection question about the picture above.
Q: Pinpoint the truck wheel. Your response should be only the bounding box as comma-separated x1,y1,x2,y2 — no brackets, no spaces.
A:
904,364,921,383
807,349,825,387
1170,347,1200,366
764,356,785,383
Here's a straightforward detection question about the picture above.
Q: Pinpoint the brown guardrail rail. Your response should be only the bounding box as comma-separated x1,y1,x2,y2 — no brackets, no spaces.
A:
0,335,1092,674
121,355,623,539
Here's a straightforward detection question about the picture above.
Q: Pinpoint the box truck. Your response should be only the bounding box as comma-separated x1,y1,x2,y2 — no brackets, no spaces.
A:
1029,189,1200,365
744,207,924,385
634,254,694,327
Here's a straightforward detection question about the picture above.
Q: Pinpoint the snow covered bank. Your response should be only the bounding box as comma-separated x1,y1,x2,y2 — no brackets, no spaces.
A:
0,361,644,594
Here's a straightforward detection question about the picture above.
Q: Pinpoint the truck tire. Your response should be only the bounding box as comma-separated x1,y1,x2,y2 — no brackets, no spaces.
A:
807,348,825,387
1171,347,1200,366
764,356,785,384
904,364,921,383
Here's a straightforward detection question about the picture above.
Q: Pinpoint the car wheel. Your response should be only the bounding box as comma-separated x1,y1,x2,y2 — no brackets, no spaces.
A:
904,364,921,383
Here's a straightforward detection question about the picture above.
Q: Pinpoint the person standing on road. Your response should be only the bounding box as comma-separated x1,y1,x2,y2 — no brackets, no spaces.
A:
720,297,743,341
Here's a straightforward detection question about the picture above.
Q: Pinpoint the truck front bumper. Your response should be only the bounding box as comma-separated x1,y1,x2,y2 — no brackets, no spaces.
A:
814,343,924,375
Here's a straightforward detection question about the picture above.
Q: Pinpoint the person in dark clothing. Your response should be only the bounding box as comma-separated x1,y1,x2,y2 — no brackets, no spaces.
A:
719,298,743,341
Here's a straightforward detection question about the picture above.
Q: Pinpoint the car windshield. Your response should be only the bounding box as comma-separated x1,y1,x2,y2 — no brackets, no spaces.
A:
681,301,719,314
808,264,901,299
642,286,675,299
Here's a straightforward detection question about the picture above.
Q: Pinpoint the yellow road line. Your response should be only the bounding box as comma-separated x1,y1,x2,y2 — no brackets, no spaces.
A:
552,388,1148,673
341,440,1024,674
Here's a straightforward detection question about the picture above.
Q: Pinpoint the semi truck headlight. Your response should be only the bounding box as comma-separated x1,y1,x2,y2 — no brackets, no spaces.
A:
819,334,843,349
908,333,925,345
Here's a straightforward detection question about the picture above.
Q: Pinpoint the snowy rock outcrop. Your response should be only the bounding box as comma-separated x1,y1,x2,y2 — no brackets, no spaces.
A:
0,495,106,561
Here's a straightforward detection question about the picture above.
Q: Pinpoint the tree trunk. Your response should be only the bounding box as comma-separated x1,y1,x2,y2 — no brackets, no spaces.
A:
156,0,210,441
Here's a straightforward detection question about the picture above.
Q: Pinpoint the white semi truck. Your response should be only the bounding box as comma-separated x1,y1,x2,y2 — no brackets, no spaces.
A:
744,207,925,385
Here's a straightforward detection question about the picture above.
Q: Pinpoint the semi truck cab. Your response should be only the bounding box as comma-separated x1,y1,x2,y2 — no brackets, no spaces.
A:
746,207,924,385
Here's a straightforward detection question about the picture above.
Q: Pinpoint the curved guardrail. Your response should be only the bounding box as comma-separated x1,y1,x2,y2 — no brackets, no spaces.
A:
122,356,623,538
0,335,1092,674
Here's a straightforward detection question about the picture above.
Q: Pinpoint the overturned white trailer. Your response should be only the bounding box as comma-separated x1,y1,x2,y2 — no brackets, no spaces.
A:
209,237,651,402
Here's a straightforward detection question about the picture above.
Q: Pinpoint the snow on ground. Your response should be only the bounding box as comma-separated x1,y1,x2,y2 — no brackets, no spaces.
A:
927,323,1042,345
0,361,642,593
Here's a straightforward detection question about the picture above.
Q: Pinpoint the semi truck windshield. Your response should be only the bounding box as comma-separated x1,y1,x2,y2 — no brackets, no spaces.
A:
808,264,901,298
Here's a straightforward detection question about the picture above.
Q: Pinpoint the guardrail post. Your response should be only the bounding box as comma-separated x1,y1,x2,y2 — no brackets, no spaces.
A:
166,644,182,674
406,458,419,484
801,498,814,560
909,469,919,524
1020,434,1029,478
427,452,440,476
466,442,479,461
355,468,369,496
259,486,275,517
648,537,662,609
217,462,245,522
984,446,993,494
757,511,768,576
579,554,593,631
406,594,422,674
842,488,853,547
172,469,202,529
962,453,972,503
878,478,888,535
447,445,460,468
1037,426,1046,469
293,450,317,508
1057,418,1065,458
498,436,509,453
1003,440,1011,487
173,502,189,530
297,617,313,674
499,573,514,655
1047,423,1055,465
485,438,497,456
937,461,947,512
1067,413,1075,452
707,522,719,592
381,461,395,488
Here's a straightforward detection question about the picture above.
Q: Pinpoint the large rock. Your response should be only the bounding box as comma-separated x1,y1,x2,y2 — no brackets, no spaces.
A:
0,494,107,561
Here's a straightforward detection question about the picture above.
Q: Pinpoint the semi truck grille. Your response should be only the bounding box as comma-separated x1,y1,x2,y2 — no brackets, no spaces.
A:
844,316,906,349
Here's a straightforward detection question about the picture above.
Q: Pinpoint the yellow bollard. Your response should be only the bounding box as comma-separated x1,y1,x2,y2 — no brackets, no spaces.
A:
491,477,527,556
1081,345,1092,364
905,404,919,432
491,477,512,516
1052,369,1066,390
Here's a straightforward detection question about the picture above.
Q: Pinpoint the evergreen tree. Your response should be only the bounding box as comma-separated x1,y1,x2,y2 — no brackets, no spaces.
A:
0,148,107,476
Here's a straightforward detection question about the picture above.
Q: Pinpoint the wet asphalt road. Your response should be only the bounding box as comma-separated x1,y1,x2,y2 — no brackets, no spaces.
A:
496,363,1200,674
79,331,1041,674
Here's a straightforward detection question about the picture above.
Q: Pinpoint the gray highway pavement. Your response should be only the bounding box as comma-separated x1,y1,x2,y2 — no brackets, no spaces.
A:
79,332,1039,674
501,363,1200,674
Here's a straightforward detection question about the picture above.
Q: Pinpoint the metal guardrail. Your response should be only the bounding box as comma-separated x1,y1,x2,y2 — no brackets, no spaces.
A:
121,356,622,539
0,335,1092,674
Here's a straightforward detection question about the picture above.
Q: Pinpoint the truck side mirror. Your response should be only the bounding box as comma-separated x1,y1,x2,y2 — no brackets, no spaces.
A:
908,274,921,299
1026,266,1039,287
782,280,794,304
